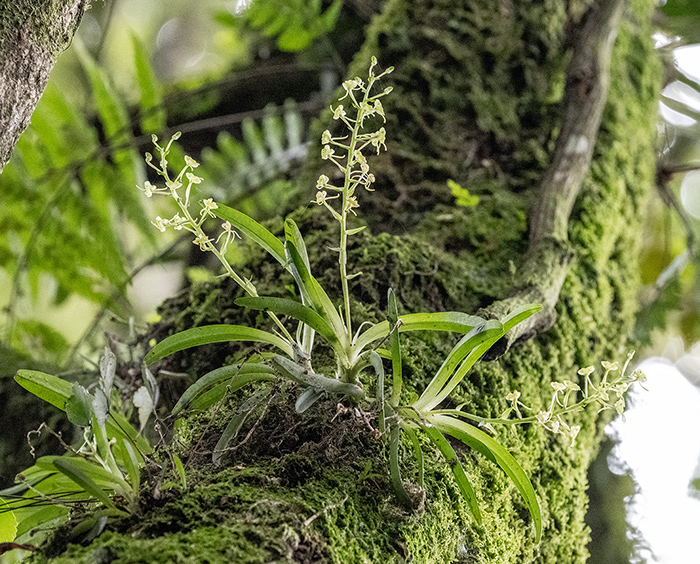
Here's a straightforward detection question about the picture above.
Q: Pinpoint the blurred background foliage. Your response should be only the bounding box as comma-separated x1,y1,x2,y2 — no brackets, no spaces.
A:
0,0,700,562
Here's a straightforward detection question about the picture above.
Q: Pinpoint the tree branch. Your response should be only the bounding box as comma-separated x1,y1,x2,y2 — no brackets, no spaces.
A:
0,0,88,171
480,0,626,358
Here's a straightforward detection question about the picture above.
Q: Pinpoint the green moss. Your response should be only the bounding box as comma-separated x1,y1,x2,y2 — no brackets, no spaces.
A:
0,1,86,57
27,0,661,562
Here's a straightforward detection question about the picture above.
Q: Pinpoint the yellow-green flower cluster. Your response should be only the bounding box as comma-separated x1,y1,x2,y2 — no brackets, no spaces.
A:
313,57,393,220
137,134,239,257
502,351,646,448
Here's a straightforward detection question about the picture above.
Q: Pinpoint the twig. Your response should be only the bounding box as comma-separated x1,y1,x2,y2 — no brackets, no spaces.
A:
302,493,349,527
479,0,626,358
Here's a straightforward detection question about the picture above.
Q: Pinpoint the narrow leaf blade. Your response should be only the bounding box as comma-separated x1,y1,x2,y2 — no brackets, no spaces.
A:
144,325,293,365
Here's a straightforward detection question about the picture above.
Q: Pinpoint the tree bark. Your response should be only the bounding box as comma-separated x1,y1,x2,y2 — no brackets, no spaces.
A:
0,0,88,172
25,0,661,562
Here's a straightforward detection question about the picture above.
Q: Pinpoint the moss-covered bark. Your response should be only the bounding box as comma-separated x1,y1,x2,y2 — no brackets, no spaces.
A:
0,0,88,170
26,0,661,562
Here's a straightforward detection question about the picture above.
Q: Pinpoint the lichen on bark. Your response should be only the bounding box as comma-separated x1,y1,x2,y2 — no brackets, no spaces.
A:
25,0,661,562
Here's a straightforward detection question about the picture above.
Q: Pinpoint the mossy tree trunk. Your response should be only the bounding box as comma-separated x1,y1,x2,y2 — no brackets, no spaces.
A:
33,0,660,562
0,0,88,171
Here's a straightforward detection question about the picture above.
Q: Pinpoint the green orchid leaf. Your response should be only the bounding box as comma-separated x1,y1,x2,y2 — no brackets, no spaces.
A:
295,386,323,414
389,426,413,508
213,388,271,465
0,498,17,543
353,311,489,355
144,324,294,365
14,370,72,410
14,504,70,540
501,303,542,332
66,383,93,427
212,203,286,267
236,296,341,351
369,350,387,433
401,424,424,489
284,219,310,272
283,219,316,354
172,363,276,415
387,288,402,407
413,321,503,411
430,414,542,543
173,454,187,490
50,458,128,514
421,424,481,524
285,240,347,346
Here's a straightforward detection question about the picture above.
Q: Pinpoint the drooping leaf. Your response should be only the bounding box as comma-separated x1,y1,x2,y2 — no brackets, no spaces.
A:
144,324,294,365
14,370,72,410
213,388,271,465
421,425,481,524
388,426,413,508
171,363,276,415
49,458,127,513
430,414,542,543
236,296,340,351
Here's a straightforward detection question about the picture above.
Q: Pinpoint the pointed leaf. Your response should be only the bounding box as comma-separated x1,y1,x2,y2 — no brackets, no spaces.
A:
352,311,488,355
295,386,324,413
422,425,481,524
389,426,413,508
50,458,126,513
172,363,276,415
236,296,340,351
212,203,286,267
430,414,542,543
285,240,347,346
15,370,72,410
144,324,294,365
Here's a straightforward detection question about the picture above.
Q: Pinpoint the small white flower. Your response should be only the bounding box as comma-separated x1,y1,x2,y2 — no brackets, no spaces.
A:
321,146,335,160
192,233,211,251
321,130,332,144
317,175,330,189
569,425,581,447
200,198,218,218
332,105,346,120
563,380,580,391
551,382,567,393
143,181,155,197
370,127,387,153
184,155,199,168
345,196,360,215
535,411,551,425
186,172,203,184
315,190,327,205
578,366,595,377
506,391,520,403
373,99,386,122
601,360,619,372
152,216,167,232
